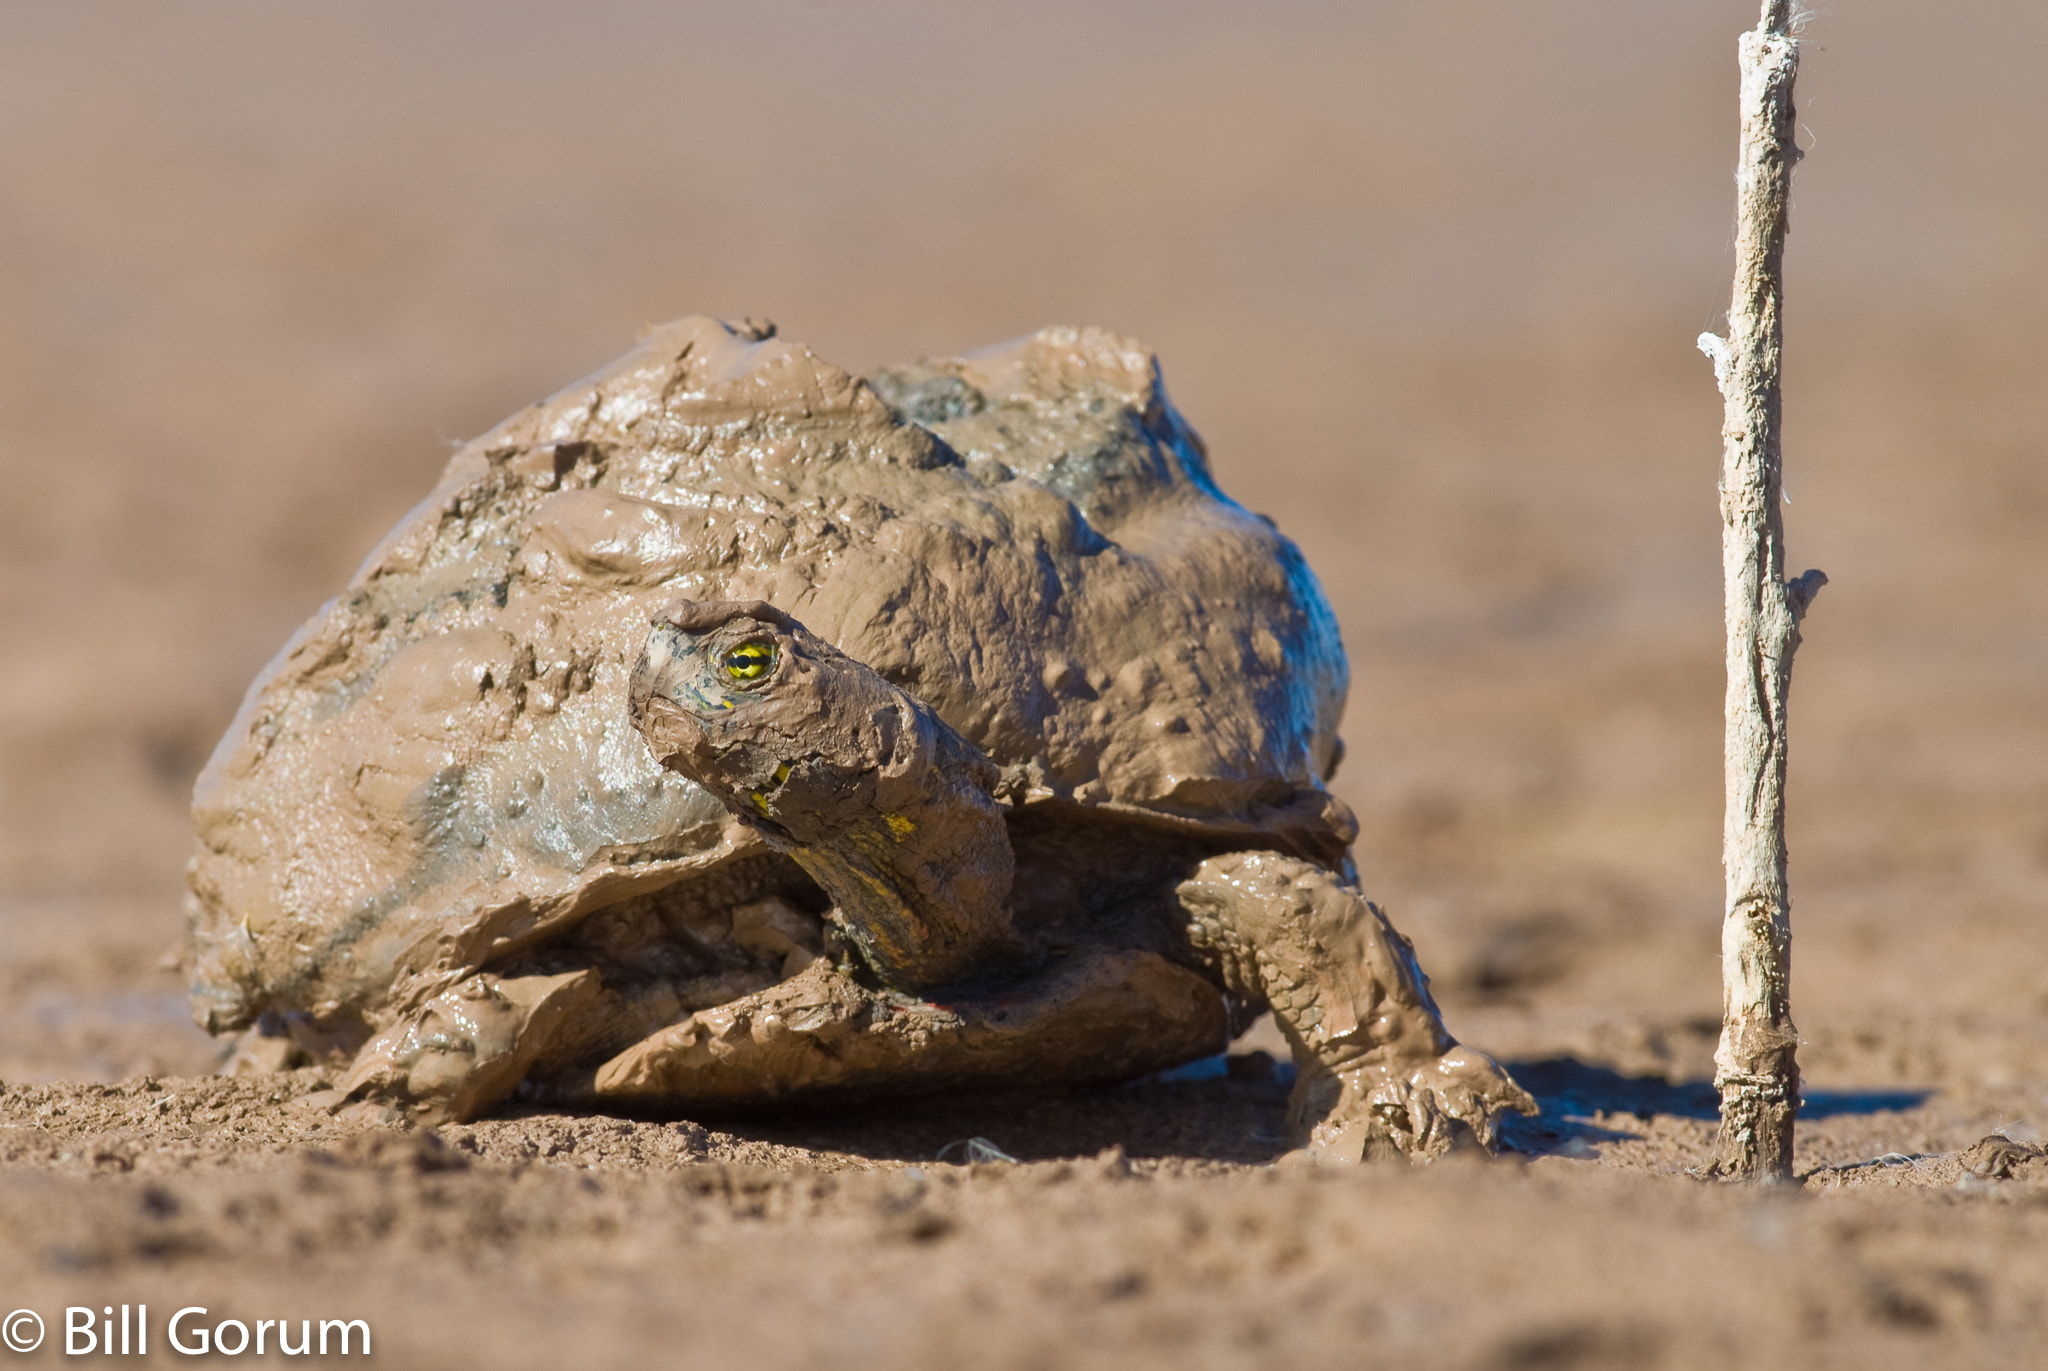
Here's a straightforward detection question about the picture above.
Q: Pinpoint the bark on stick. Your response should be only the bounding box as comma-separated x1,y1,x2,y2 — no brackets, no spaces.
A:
1696,0,1824,1182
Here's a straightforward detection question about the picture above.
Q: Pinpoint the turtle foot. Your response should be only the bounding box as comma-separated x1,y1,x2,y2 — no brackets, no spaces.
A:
336,968,602,1125
1292,1043,1537,1163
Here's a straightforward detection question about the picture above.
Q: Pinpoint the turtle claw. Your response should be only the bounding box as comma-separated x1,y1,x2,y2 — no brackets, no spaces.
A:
1295,1043,1538,1163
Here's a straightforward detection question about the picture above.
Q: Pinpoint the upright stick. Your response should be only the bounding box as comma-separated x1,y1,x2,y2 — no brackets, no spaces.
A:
1696,0,1824,1182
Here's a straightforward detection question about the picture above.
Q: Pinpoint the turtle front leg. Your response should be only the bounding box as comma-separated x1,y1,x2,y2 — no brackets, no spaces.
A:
586,946,1229,1109
336,968,603,1124
1177,851,1535,1161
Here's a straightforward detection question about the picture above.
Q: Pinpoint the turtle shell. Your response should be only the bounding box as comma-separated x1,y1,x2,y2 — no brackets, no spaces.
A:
186,317,1349,1045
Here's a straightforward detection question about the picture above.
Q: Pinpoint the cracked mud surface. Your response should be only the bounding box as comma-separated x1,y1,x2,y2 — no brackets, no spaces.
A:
3,2,2046,1367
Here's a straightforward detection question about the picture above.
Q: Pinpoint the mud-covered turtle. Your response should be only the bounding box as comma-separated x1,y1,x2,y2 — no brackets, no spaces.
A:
187,316,1532,1158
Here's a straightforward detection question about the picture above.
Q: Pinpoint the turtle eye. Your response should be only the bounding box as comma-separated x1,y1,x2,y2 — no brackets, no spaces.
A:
720,637,777,682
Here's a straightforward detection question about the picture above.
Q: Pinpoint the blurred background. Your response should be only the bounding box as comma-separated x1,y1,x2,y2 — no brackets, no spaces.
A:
1,0,2042,1087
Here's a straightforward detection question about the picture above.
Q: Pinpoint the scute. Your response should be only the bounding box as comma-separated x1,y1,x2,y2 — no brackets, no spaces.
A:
186,316,1348,1049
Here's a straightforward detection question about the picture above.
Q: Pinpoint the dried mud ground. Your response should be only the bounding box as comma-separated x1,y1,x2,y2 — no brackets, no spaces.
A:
5,1023,2048,1371
5,3,2048,1368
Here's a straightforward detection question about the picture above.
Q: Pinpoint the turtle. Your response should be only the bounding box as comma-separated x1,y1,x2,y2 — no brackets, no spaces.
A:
186,315,1534,1159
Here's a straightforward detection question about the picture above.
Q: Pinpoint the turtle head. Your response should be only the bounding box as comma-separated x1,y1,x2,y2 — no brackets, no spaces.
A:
628,597,1017,990
633,599,800,719
627,598,894,837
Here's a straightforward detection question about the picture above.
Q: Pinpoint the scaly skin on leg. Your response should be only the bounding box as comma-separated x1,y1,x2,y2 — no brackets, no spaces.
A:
587,947,1231,1108
337,968,602,1124
1178,851,1535,1161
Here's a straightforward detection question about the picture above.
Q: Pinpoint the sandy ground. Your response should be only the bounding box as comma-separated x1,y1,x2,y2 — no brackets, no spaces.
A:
2,2,2046,1366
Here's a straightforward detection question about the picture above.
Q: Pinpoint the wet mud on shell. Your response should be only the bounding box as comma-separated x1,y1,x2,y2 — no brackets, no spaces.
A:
183,318,1350,1089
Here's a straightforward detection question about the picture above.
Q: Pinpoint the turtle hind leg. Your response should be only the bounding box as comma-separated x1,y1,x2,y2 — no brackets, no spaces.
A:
1176,850,1535,1162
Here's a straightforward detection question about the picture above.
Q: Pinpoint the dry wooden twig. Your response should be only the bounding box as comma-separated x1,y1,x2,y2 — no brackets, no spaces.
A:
1696,0,1824,1182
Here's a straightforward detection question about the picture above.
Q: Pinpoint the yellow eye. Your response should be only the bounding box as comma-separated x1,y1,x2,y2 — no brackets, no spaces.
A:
720,638,776,682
